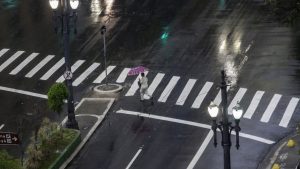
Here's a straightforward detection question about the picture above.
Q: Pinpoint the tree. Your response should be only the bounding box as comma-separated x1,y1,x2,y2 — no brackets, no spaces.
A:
47,83,68,115
0,150,22,169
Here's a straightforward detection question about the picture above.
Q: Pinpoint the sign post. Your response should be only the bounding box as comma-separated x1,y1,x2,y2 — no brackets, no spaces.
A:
0,132,20,145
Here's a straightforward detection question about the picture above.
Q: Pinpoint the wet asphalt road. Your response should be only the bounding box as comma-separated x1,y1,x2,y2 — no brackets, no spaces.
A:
0,0,300,168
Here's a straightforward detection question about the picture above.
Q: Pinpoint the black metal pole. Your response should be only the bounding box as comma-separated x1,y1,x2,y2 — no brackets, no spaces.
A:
220,70,231,169
63,0,79,129
103,28,107,86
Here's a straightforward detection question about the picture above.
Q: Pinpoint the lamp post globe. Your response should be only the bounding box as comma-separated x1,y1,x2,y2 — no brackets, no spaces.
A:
70,0,79,10
232,103,243,120
49,0,59,9
208,101,219,118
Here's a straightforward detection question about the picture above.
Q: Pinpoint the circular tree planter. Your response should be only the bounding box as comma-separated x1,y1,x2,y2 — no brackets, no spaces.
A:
94,83,123,94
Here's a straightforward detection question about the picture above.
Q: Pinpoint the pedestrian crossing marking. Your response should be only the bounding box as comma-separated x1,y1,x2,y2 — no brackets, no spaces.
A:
191,82,214,109
25,55,55,78
213,86,230,106
228,88,247,115
116,68,130,83
158,76,180,103
56,60,85,83
279,97,299,127
176,79,197,106
0,49,9,58
260,94,282,123
92,65,116,83
9,53,39,75
73,63,100,86
144,73,165,99
0,51,24,72
243,91,264,119
125,71,149,96
40,58,65,80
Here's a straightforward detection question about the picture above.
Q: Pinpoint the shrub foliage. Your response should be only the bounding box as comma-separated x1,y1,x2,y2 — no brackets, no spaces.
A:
47,83,68,114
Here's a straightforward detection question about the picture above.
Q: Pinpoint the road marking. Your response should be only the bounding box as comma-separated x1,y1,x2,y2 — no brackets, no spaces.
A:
9,53,39,75
73,63,100,86
191,82,213,109
176,79,197,106
0,124,4,130
125,71,148,96
260,94,282,123
144,73,165,99
40,58,65,80
56,60,85,83
116,68,130,83
228,88,247,115
158,76,180,103
93,65,116,83
25,55,55,78
0,85,47,99
243,91,264,119
116,109,275,144
125,148,143,169
0,51,24,72
279,97,299,127
187,130,213,169
0,48,9,58
213,86,230,106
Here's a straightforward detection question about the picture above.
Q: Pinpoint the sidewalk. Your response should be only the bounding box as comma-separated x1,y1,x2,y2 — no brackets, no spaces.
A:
258,132,300,169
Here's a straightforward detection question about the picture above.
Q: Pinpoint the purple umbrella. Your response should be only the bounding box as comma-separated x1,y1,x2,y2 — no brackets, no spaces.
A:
128,66,148,76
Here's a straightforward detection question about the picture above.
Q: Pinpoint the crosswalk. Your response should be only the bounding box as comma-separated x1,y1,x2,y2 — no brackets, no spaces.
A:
0,48,299,128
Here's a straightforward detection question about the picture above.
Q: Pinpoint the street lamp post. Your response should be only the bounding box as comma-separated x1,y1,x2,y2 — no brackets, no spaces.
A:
101,25,108,86
208,70,243,169
49,0,79,129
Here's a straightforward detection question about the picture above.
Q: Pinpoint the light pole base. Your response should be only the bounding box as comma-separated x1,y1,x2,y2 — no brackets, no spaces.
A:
66,118,79,130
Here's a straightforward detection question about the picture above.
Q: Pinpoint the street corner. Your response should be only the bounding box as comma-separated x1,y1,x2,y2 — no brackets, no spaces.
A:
75,97,115,116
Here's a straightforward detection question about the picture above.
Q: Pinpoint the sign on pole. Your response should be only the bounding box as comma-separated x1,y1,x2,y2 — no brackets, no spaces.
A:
0,132,20,145
63,70,73,80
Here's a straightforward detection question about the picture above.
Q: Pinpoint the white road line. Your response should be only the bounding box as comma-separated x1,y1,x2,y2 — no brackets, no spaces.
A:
228,88,247,115
186,130,213,169
176,79,197,106
158,76,180,103
125,148,143,169
9,53,39,75
0,48,9,58
243,91,264,119
93,65,116,83
279,97,299,127
191,82,213,109
25,55,55,78
116,68,130,83
144,73,165,99
0,124,4,130
40,58,65,80
213,86,230,106
116,109,275,144
56,60,85,83
0,85,47,99
260,94,282,123
125,71,149,96
73,63,100,86
0,51,24,72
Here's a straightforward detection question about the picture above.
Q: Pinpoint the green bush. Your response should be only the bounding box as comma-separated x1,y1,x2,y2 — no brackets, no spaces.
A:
47,83,68,114
0,150,22,169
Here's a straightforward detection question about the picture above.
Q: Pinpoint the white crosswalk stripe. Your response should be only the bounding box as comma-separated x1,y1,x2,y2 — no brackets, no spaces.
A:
9,53,39,75
73,63,100,86
213,86,230,106
279,97,299,127
25,55,55,78
144,73,165,99
0,49,9,58
56,60,85,83
260,94,282,123
243,91,264,119
191,82,214,109
116,68,130,83
40,58,65,80
93,66,116,83
0,51,24,72
158,76,180,103
228,88,247,115
176,79,197,106
125,71,149,96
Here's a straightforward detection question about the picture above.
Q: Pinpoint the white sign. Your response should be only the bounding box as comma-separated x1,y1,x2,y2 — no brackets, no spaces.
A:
63,71,73,80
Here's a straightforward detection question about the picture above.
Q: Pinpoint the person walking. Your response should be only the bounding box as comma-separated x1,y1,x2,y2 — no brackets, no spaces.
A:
139,72,152,101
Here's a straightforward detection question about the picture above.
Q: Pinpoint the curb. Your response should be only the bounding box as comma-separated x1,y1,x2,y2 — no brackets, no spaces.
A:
59,98,115,169
94,84,123,94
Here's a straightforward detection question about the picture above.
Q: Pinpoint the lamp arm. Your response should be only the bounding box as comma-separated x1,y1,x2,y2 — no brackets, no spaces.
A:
212,120,218,147
234,120,241,149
